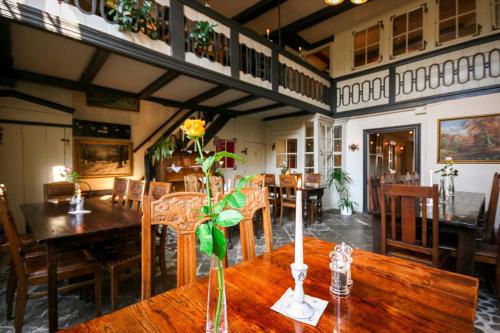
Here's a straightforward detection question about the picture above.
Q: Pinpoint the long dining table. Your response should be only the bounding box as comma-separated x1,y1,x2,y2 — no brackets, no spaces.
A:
21,198,143,333
62,237,478,333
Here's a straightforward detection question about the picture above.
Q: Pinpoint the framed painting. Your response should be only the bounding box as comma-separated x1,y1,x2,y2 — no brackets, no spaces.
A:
437,114,500,163
74,140,133,178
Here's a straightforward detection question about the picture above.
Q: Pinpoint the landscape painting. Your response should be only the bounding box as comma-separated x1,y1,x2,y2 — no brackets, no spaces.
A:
74,140,133,178
438,114,500,163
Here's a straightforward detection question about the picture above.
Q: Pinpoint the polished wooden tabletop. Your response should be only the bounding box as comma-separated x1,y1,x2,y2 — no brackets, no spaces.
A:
428,191,485,228
63,238,478,333
21,198,142,243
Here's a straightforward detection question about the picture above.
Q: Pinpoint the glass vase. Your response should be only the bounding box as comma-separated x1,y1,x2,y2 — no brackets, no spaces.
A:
439,177,447,203
206,254,227,333
447,175,455,197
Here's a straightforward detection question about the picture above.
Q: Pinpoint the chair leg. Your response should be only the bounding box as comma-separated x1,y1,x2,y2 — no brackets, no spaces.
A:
280,203,284,226
6,261,16,320
95,268,102,316
110,266,119,312
496,261,500,300
14,285,27,333
158,230,169,291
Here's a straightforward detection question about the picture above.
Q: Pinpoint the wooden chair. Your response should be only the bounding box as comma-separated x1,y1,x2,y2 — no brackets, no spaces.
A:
209,176,224,196
279,175,298,226
43,181,75,202
0,194,102,332
148,181,173,200
303,173,321,225
480,172,500,244
142,192,208,300
125,179,145,211
184,174,201,192
380,182,443,267
367,177,382,213
249,174,264,188
264,174,279,224
112,177,129,205
236,187,273,261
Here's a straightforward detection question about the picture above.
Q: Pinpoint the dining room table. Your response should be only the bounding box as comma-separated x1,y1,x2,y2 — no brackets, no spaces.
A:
62,237,478,333
371,191,485,275
21,198,143,333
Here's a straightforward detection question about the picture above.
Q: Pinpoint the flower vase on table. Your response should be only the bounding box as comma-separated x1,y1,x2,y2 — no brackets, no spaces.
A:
180,119,253,333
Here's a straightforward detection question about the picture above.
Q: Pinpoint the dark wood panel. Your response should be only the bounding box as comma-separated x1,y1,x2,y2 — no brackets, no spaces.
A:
62,238,478,333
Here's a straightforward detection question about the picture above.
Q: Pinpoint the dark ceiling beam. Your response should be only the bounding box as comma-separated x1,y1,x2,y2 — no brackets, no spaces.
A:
263,110,309,122
139,71,180,99
0,89,74,114
0,19,14,86
216,94,258,110
232,0,288,25
186,85,227,105
241,102,284,115
309,36,335,50
79,49,110,87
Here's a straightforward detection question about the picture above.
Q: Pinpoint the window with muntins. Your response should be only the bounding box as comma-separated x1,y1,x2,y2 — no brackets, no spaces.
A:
353,23,381,68
438,0,477,44
276,138,298,170
392,6,425,57
215,138,236,169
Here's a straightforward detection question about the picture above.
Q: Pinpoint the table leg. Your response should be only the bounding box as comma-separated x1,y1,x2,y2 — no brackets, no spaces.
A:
47,242,58,333
456,228,475,275
372,215,382,253
317,193,323,223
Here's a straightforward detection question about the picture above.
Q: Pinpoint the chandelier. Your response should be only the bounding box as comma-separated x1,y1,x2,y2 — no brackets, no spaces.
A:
325,0,368,5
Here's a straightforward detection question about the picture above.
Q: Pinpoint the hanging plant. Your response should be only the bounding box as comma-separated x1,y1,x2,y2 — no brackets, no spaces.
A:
148,135,176,165
108,0,160,39
190,20,217,49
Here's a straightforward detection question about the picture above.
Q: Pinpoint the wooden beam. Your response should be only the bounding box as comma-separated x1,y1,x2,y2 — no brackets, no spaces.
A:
139,71,180,99
0,90,74,114
216,95,258,110
79,49,110,87
241,102,283,115
232,0,288,25
263,111,309,122
309,36,334,50
0,19,14,86
186,86,227,105
203,114,232,147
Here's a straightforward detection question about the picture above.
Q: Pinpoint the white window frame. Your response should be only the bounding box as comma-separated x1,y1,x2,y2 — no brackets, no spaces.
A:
436,0,478,46
352,21,383,69
390,5,427,59
275,137,299,171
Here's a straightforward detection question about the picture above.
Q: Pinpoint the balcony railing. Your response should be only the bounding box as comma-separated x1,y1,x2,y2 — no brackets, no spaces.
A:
52,0,331,111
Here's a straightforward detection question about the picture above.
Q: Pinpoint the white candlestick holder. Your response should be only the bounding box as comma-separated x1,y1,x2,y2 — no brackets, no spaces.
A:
285,263,315,319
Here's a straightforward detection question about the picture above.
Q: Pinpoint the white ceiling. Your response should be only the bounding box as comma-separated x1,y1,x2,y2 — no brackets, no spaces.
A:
151,75,218,102
231,97,276,111
11,24,94,81
200,89,250,107
92,54,165,93
249,105,301,119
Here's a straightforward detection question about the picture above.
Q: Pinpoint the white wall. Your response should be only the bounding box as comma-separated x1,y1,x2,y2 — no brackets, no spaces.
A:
342,92,500,227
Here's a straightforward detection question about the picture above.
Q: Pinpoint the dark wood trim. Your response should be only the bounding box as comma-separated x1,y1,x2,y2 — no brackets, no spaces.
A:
232,0,287,25
217,95,257,110
187,86,227,105
388,64,396,104
271,48,279,92
0,19,13,86
0,89,74,114
169,0,185,60
133,111,182,153
0,119,73,128
230,29,240,79
263,110,309,121
139,71,180,99
241,102,283,115
362,124,421,212
202,114,232,147
308,36,334,50
79,49,110,87
334,84,500,119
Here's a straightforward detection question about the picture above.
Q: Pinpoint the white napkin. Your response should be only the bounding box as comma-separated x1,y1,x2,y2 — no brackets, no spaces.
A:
271,288,328,326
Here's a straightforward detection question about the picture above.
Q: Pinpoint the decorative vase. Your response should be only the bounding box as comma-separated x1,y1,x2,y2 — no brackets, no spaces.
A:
447,175,455,197
206,254,227,333
340,206,352,216
439,177,447,203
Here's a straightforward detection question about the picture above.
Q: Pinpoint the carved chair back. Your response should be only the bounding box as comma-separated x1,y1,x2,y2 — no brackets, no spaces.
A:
43,182,75,202
148,181,173,201
209,176,224,196
249,174,265,188
184,174,201,192
303,173,320,188
380,182,440,267
236,187,272,261
280,175,298,202
112,177,128,206
484,172,500,243
0,185,8,245
125,180,145,211
141,192,207,300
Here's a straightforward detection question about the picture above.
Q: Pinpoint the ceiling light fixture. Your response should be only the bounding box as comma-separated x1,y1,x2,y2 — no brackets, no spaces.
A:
325,0,368,5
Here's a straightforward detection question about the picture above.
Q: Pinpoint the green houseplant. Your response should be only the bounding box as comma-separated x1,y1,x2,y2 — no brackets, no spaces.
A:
147,135,177,166
108,0,160,39
190,20,216,49
328,168,357,216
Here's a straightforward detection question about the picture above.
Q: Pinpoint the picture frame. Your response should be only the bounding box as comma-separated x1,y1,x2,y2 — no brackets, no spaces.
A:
74,139,133,178
87,92,139,112
437,114,500,164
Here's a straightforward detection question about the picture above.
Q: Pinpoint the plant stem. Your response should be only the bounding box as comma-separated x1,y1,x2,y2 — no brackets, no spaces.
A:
214,258,224,331
195,139,212,212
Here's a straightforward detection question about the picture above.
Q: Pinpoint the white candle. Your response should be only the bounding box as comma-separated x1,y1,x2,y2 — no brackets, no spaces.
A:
295,178,304,266
429,170,433,187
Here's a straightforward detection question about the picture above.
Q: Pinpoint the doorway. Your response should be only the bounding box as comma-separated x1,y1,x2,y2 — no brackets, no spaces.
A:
362,124,421,211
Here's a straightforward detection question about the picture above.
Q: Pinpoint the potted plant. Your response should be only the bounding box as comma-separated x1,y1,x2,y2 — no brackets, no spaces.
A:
147,135,177,166
108,0,160,39
328,168,357,216
190,20,216,52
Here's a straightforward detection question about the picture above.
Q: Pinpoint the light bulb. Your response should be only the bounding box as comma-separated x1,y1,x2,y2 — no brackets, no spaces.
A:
325,0,344,5
351,0,368,3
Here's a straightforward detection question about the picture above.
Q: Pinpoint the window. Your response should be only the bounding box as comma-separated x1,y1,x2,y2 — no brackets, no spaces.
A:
353,23,381,68
276,138,298,170
305,124,314,174
333,125,342,171
438,0,477,44
494,0,500,29
214,138,236,169
392,7,425,57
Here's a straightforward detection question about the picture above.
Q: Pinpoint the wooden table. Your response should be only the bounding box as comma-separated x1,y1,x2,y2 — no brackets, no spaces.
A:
372,191,485,275
21,199,142,333
302,186,325,224
63,238,478,333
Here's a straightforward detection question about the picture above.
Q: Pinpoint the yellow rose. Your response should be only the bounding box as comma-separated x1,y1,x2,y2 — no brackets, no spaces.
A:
181,119,206,139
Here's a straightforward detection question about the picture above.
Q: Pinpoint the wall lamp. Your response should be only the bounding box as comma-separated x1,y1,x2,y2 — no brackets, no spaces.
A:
348,143,360,152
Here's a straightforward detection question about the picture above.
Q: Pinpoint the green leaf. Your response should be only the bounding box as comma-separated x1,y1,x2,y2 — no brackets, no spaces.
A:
202,155,216,174
196,224,213,256
200,205,211,216
214,200,226,215
212,228,227,260
217,210,243,227
224,191,246,209
214,151,243,163
235,175,254,191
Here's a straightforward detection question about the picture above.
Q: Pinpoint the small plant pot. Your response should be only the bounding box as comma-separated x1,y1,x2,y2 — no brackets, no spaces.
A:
340,206,352,216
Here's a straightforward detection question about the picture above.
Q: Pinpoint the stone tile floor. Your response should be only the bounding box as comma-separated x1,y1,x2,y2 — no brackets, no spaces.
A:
0,210,498,332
